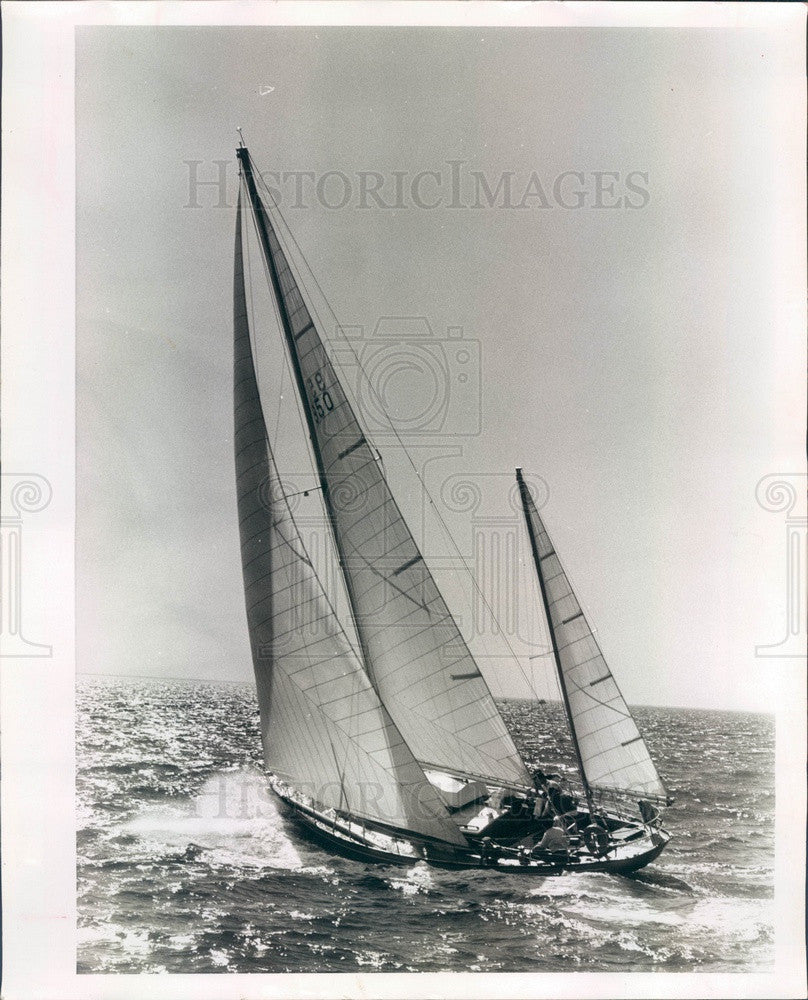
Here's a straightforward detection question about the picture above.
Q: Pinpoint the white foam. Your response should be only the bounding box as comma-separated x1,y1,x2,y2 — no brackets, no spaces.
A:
388,861,434,895
119,769,304,871
689,896,773,943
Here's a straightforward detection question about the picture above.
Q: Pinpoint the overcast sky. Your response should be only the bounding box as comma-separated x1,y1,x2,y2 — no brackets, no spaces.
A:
76,24,804,710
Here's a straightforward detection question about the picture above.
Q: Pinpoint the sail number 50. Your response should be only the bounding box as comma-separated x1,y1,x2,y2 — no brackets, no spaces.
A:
306,371,334,423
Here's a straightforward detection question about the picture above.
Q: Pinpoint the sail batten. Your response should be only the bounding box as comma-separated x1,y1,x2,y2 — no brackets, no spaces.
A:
233,186,468,846
239,146,530,789
517,469,667,801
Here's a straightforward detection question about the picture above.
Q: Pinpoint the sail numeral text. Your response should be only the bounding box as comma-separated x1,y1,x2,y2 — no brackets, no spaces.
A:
306,371,334,423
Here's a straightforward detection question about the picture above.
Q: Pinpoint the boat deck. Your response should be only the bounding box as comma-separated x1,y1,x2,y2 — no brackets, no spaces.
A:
269,775,669,875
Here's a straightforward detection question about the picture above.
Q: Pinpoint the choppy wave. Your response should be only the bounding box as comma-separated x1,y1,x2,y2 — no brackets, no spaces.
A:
76,679,774,973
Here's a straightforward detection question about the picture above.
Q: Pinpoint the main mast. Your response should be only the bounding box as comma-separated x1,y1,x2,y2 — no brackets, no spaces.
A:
236,143,376,685
516,468,595,816
234,139,531,790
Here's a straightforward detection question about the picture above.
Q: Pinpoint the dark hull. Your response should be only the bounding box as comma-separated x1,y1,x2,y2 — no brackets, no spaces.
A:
272,787,670,876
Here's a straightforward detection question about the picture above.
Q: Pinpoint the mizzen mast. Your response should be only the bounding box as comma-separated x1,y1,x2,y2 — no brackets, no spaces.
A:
516,468,669,808
517,468,595,816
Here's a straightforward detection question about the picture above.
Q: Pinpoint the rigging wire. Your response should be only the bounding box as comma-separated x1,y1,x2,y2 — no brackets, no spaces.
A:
245,162,539,786
250,156,653,799
250,158,544,704
242,151,666,804
251,205,536,770
243,154,664,804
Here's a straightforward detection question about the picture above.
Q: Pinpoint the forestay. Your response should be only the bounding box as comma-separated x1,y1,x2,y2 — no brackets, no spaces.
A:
518,472,668,801
234,192,468,846
240,150,530,789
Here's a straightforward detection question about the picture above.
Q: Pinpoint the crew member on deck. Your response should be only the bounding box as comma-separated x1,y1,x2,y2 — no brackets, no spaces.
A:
480,836,499,865
534,816,570,856
638,799,661,827
487,787,506,811
533,791,551,819
559,790,579,827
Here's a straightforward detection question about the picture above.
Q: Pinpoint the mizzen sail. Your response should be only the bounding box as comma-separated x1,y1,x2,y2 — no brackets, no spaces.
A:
237,146,529,790
234,190,468,845
516,469,668,802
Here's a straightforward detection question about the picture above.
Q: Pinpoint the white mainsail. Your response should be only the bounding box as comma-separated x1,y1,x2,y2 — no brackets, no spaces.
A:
517,470,668,802
238,148,530,790
234,191,468,846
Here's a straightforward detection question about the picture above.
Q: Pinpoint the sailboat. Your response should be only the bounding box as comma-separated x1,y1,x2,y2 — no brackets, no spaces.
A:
232,139,672,874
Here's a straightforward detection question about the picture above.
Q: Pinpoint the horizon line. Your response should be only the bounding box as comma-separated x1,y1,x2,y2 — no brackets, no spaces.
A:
75,670,772,716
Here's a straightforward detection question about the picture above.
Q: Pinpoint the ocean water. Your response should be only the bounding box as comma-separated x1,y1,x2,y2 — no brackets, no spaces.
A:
76,678,774,973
